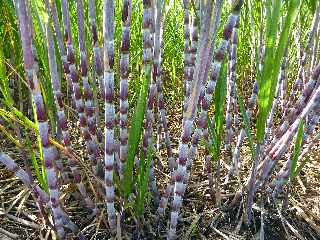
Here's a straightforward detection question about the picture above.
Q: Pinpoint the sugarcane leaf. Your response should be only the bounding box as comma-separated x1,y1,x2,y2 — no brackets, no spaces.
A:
256,0,281,143
290,120,304,180
26,134,47,191
268,0,300,110
0,123,21,148
135,140,153,216
237,86,256,159
207,116,218,159
293,156,310,179
123,67,150,197
0,46,11,103
213,55,228,156
256,0,300,143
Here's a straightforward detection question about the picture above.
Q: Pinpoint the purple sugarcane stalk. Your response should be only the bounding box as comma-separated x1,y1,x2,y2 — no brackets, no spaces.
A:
27,0,67,184
183,1,198,122
283,7,320,114
257,68,320,188
168,1,216,236
297,132,320,161
186,0,224,169
264,64,285,145
46,22,97,215
155,0,172,165
283,40,304,116
15,0,73,237
257,69,320,188
88,0,104,144
76,0,100,167
182,0,192,115
103,0,117,232
167,1,243,238
224,16,239,154
89,0,105,98
119,0,132,180
60,0,101,179
269,65,320,149
228,81,258,178
193,1,237,205
0,153,86,239
270,104,320,195
142,0,159,204
44,0,74,103
202,0,225,195
155,0,175,215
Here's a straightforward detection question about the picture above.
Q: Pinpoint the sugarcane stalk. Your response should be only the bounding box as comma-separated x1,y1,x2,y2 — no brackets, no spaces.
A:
194,1,240,205
257,70,320,187
224,15,239,155
283,6,320,114
46,22,97,215
167,1,243,238
0,152,86,239
119,0,132,180
167,1,215,236
44,0,74,106
15,0,73,237
76,0,100,154
60,0,101,179
103,0,117,231
264,63,285,145
271,104,320,195
89,0,105,98
88,0,104,144
186,0,224,169
183,0,192,115
155,0,176,215
269,65,320,149
142,0,159,204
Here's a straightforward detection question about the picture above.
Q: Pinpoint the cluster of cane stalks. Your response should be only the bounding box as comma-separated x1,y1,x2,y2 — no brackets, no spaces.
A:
0,0,320,239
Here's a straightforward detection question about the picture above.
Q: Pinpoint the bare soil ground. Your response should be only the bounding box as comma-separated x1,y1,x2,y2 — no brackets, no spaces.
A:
0,106,320,239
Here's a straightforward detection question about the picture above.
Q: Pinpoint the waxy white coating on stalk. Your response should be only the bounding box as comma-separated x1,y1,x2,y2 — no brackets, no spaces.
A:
60,0,101,183
119,0,132,180
46,22,97,215
270,103,320,195
141,0,159,202
15,0,76,237
76,0,101,177
168,1,243,237
103,0,117,231
257,67,320,188
156,0,175,211
182,0,192,116
266,65,320,162
224,15,239,157
89,0,105,98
